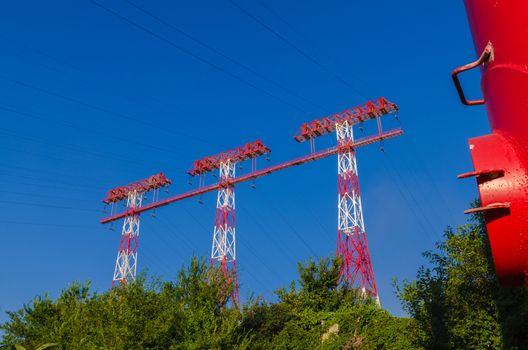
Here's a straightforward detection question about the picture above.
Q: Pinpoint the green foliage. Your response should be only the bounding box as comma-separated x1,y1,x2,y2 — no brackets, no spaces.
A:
1,256,249,350
396,210,528,349
1,256,415,349
6,207,527,349
240,257,418,349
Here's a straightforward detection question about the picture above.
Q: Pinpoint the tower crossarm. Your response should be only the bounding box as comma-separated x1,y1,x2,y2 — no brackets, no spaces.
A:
293,97,398,142
103,172,172,204
100,128,402,224
188,140,271,176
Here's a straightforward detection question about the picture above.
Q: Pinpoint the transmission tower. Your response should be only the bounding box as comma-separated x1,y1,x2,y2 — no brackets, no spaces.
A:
103,173,171,286
294,97,399,303
100,98,401,302
188,140,271,306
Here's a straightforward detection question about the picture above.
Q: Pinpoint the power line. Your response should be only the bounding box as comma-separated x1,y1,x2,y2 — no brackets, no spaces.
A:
0,75,193,140
0,220,94,229
0,199,100,212
0,189,94,203
257,1,374,93
258,191,318,257
0,33,187,117
227,0,368,99
0,125,168,171
379,152,440,242
123,0,328,113
89,0,309,114
0,102,192,158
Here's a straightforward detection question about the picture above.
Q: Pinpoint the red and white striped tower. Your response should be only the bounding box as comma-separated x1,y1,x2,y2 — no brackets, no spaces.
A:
211,160,239,306
336,121,379,304
113,189,142,286
103,173,171,286
293,97,399,304
188,140,271,307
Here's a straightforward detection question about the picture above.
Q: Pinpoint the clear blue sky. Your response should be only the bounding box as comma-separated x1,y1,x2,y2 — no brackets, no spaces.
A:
0,0,489,320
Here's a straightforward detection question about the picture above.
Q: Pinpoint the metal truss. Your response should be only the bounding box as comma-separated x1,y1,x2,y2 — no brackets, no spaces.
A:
112,190,143,286
211,160,240,307
336,121,380,305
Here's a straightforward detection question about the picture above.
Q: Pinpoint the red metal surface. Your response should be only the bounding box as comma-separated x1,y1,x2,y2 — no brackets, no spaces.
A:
103,172,171,204
188,140,271,176
455,0,528,286
293,97,398,142
100,128,403,224
336,156,378,297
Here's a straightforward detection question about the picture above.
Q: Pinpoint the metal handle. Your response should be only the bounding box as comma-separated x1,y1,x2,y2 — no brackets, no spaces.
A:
451,41,494,106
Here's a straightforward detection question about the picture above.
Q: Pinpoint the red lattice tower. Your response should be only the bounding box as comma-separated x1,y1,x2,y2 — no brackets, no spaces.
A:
188,140,271,307
103,173,171,286
294,97,399,304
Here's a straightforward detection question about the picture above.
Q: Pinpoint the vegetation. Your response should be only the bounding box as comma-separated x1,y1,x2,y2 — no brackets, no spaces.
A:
2,207,527,349
396,209,528,349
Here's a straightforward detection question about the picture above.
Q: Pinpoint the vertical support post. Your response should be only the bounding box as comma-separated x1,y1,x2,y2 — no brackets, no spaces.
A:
112,190,143,286
211,160,240,307
335,121,380,305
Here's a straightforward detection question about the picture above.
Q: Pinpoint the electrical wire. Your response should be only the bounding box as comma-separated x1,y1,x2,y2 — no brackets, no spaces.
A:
227,0,369,100
0,199,100,212
89,0,309,114
123,0,328,113
0,102,192,158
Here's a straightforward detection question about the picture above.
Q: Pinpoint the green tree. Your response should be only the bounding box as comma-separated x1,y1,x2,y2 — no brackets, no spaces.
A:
397,210,528,349
1,256,250,350
241,257,418,349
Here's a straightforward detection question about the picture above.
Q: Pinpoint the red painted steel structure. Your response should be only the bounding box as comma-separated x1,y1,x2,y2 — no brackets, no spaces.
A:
294,97,397,142
335,144,378,300
103,173,171,204
188,140,271,176
100,129,402,224
187,140,271,308
292,97,398,302
104,173,172,286
453,0,528,286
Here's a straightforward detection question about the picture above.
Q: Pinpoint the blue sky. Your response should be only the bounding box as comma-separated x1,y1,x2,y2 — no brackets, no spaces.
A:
0,0,489,320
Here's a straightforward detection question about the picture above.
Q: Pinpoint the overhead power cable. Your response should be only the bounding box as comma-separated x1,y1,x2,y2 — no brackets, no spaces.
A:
227,0,368,99
0,102,191,158
0,199,100,213
89,0,309,113
0,125,166,171
123,0,328,113
0,220,95,229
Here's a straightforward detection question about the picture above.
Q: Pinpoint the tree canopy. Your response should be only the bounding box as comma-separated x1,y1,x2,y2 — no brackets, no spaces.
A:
396,210,528,349
2,206,528,349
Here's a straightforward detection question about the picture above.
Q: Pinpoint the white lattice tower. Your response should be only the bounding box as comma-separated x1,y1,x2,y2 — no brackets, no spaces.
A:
336,121,380,305
211,160,240,307
112,190,143,286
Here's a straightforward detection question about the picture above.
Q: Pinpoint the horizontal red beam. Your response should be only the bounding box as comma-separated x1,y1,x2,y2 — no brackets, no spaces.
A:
100,128,403,224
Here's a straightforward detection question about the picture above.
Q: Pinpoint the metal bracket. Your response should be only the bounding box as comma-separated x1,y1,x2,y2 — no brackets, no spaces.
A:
451,41,494,106
464,202,510,214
